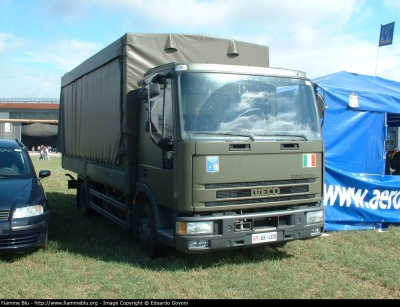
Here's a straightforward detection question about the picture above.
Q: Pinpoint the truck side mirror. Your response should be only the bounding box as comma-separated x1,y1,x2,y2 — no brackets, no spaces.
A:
138,83,161,100
146,100,174,151
313,83,325,119
316,93,325,118
145,101,161,134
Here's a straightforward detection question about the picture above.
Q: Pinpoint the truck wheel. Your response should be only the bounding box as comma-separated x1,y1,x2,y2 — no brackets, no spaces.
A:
79,180,92,217
138,203,164,258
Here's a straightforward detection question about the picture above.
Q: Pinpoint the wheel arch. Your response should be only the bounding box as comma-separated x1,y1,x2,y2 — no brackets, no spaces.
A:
134,182,161,229
133,182,176,249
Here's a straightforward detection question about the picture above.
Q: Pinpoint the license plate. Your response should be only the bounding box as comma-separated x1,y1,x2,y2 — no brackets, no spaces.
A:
252,232,277,244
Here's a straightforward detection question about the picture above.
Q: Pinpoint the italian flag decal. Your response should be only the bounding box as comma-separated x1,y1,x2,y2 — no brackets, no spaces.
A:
303,153,316,168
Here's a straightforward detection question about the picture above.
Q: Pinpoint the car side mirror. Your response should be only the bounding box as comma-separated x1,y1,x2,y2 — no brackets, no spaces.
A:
39,170,51,179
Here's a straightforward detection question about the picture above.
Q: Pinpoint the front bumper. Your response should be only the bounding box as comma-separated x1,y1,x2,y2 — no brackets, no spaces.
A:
173,207,324,254
0,214,49,254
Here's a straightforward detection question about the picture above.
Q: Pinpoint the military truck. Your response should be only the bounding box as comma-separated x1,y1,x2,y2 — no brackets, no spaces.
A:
57,33,325,258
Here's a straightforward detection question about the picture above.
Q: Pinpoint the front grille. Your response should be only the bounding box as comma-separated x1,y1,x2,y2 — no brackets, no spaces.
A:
217,185,309,199
206,194,315,207
204,178,316,208
0,233,42,247
0,211,9,221
206,178,314,189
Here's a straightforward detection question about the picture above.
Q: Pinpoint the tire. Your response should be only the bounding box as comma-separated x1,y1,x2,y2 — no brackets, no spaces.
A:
138,203,164,258
132,204,141,244
79,180,92,217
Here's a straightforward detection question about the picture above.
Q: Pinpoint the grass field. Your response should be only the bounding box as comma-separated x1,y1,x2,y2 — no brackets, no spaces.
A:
0,155,399,299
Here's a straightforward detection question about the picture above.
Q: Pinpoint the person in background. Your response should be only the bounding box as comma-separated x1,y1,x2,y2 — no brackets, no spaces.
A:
39,145,44,161
385,148,397,175
45,146,50,160
390,148,400,175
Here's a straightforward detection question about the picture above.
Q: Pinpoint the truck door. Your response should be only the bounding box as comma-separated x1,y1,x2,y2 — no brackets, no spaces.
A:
140,77,175,210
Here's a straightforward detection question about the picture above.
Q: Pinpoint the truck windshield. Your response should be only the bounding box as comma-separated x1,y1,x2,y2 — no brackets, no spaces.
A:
179,72,322,141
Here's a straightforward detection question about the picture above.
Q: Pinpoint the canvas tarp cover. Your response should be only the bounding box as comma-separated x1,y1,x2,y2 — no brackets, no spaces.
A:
57,33,270,164
312,71,400,231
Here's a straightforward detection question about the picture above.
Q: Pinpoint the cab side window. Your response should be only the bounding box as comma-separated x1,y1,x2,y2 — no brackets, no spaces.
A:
151,79,173,169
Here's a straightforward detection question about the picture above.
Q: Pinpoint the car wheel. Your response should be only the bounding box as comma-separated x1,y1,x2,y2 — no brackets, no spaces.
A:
138,203,164,258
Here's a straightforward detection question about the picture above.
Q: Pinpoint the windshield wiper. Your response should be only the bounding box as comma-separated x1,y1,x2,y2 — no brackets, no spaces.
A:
193,131,255,141
218,132,255,141
254,133,308,140
192,131,306,141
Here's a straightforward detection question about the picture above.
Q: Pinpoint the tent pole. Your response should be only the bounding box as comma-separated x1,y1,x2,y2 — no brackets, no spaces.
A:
375,46,380,77
375,24,382,77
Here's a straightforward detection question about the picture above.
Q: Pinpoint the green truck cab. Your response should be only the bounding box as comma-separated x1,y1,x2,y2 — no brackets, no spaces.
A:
58,34,325,258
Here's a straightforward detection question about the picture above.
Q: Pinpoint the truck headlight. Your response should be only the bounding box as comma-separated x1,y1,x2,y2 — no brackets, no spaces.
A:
306,210,324,224
176,221,214,235
13,205,44,219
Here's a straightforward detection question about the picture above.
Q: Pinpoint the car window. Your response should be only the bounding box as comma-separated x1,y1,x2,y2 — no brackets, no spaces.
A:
0,148,32,177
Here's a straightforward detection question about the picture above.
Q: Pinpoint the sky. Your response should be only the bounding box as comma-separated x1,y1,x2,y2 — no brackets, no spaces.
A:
0,0,399,99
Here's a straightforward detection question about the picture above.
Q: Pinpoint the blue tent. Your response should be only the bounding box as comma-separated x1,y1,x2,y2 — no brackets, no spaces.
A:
312,71,400,231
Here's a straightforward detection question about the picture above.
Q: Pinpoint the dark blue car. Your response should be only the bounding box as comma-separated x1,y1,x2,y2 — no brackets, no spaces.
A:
0,139,51,254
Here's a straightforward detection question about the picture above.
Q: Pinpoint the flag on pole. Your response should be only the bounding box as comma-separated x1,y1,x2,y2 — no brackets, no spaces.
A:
379,22,395,47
